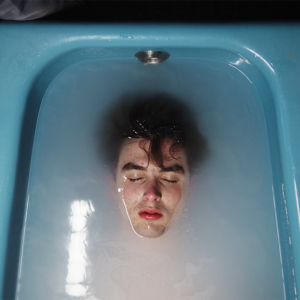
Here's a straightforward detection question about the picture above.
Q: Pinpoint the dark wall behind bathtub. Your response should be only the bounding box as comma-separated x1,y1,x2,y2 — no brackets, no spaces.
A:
1,1,299,23
40,1,300,23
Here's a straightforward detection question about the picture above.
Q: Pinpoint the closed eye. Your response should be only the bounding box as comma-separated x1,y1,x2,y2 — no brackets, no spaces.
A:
129,178,143,182
163,179,177,184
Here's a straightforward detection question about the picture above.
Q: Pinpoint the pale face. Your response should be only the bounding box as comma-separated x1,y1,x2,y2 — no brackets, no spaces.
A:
115,139,190,238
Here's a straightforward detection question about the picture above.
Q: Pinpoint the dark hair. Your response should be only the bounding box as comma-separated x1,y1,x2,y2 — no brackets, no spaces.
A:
99,93,207,175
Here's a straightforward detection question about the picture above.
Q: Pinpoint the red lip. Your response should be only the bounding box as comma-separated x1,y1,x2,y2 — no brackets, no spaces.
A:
138,208,163,221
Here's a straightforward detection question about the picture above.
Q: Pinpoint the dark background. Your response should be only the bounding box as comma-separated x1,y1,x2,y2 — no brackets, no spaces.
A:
41,1,300,23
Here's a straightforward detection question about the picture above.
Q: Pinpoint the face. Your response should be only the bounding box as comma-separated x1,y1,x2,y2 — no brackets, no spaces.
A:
115,138,190,238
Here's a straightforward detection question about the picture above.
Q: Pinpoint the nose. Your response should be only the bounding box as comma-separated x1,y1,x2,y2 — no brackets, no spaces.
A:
143,179,162,202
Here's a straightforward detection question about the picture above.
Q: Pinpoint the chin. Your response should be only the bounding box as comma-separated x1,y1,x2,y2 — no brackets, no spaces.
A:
134,224,166,238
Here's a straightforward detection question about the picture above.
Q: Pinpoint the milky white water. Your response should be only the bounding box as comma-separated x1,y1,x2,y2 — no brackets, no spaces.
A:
16,57,284,300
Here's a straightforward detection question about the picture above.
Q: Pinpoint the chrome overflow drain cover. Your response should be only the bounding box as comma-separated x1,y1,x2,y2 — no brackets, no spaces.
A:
134,51,170,64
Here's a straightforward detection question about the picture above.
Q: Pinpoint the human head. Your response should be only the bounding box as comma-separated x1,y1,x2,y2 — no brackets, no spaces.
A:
100,93,206,238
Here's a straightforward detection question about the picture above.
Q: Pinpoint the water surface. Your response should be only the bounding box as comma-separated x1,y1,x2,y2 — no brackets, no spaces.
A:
17,57,284,300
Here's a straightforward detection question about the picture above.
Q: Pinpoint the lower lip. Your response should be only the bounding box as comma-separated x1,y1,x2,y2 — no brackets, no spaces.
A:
139,212,163,221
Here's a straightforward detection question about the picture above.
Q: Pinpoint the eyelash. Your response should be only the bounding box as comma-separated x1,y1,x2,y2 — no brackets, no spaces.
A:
128,178,177,184
163,179,177,184
129,178,143,182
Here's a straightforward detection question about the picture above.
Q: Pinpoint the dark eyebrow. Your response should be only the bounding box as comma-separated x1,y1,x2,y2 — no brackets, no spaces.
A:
122,162,146,172
160,164,185,174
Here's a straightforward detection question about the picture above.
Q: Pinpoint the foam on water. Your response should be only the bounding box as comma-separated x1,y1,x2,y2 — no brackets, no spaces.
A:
16,57,284,300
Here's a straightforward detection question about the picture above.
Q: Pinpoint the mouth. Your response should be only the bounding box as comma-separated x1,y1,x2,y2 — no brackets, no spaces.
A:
138,208,163,221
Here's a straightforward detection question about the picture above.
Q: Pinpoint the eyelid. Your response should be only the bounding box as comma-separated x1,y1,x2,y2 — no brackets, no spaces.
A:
124,169,145,176
160,171,181,183
129,177,143,182
163,179,177,183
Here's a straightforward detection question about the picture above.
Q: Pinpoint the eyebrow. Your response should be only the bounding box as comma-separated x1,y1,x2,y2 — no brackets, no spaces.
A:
122,162,184,174
122,163,146,172
159,164,185,174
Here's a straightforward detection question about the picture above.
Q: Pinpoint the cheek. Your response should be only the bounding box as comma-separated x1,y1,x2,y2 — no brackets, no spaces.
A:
123,184,142,207
164,186,183,208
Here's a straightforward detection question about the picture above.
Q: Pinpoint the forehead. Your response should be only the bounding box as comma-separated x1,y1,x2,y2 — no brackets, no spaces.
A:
118,138,188,167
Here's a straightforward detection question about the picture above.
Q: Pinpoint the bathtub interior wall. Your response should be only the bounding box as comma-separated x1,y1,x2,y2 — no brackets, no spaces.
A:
4,48,294,299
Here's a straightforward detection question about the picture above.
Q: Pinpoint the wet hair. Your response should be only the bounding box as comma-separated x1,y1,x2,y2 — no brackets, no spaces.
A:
99,93,207,175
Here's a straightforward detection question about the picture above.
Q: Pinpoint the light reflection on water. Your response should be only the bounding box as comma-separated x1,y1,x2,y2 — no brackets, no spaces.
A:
65,200,94,297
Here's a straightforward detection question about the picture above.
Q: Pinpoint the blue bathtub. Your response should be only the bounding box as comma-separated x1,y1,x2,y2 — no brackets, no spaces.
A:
0,24,300,299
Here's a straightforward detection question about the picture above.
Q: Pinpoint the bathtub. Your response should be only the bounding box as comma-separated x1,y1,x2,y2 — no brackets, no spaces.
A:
0,23,300,299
